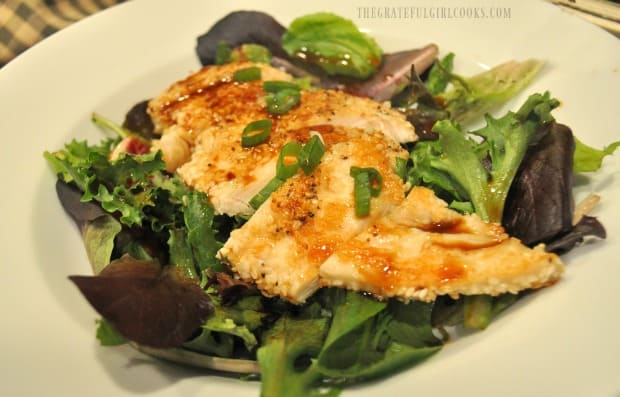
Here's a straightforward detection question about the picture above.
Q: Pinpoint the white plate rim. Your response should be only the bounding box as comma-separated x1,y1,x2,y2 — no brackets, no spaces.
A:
1,1,619,396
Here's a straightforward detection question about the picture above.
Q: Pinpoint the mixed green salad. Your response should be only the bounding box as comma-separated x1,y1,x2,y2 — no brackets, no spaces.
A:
45,11,617,397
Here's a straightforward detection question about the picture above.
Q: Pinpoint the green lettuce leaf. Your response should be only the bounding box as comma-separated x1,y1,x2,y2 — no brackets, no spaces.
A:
573,137,620,173
82,214,122,275
95,318,127,346
45,133,221,258
426,52,455,95
409,93,559,329
322,290,385,349
432,293,519,329
441,59,544,125
411,92,559,222
184,294,266,357
470,91,560,221
431,120,491,218
165,190,225,281
257,309,336,397
407,139,469,202
317,289,386,371
45,140,188,229
183,190,224,273
44,138,116,192
168,228,199,279
183,326,235,358
282,12,382,79
316,292,441,383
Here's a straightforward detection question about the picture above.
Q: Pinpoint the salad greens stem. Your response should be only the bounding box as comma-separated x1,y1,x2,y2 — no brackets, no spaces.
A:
91,112,147,142
463,295,493,330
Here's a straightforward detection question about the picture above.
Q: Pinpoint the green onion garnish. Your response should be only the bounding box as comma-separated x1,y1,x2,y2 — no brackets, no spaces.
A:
215,41,231,65
265,89,301,115
250,134,325,211
276,142,302,179
263,80,300,92
352,171,372,217
350,166,383,217
350,166,383,197
249,177,284,209
298,135,325,175
233,66,262,82
262,80,302,115
242,119,272,147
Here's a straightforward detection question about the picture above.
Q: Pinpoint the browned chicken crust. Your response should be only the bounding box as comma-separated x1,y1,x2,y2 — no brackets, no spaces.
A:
147,62,416,215
147,61,564,304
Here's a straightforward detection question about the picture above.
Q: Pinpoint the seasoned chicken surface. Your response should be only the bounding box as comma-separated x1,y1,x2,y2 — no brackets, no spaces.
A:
320,187,564,302
147,61,416,215
149,61,564,305
217,126,409,303
148,61,293,173
148,61,292,139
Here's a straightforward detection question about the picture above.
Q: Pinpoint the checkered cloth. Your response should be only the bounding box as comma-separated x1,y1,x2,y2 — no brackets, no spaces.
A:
0,0,126,67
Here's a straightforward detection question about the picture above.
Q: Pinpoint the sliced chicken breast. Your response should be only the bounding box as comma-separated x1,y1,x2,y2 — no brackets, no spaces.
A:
150,61,563,305
319,186,564,302
217,126,409,303
285,89,416,144
147,61,416,215
148,61,293,173
148,61,292,140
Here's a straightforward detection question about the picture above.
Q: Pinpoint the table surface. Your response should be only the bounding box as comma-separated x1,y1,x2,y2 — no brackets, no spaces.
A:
1,0,618,68
0,0,126,67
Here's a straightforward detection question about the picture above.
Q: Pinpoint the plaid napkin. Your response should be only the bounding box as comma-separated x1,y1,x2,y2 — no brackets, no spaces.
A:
0,0,126,67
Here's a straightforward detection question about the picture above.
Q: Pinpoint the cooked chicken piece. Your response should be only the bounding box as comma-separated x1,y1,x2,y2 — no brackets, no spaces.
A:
149,61,415,146
217,126,409,303
320,186,564,302
151,62,562,304
285,89,416,144
148,61,292,173
148,61,292,141
147,61,416,214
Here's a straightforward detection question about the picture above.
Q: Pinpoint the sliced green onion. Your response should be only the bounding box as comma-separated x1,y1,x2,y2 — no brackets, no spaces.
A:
252,135,325,210
352,171,372,217
276,142,302,179
298,135,325,175
242,119,272,147
350,166,383,217
249,177,284,209
215,41,231,65
263,80,300,92
265,89,301,115
350,166,383,197
262,80,302,115
233,66,262,82
394,157,408,182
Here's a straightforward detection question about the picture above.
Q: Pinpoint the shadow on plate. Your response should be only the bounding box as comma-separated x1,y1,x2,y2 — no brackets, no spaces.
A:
94,342,259,394
31,168,96,332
